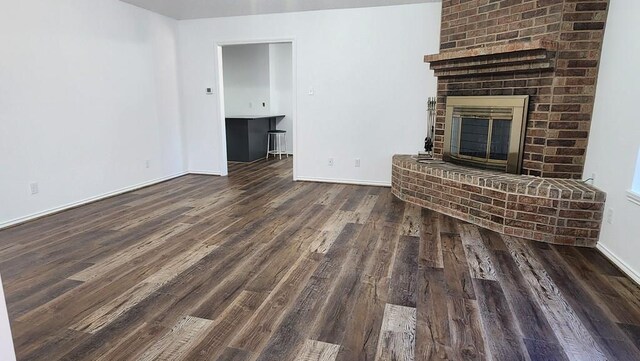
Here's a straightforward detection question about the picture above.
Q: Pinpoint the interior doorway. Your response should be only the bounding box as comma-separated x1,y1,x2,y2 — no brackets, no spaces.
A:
216,40,296,179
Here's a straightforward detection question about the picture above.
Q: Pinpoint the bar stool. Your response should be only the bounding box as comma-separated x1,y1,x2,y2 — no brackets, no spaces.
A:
266,130,288,160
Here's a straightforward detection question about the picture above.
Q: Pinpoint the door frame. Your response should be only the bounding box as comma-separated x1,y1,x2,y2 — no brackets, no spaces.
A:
215,38,298,179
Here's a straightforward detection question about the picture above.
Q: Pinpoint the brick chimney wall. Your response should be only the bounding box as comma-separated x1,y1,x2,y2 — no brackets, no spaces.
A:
432,0,609,179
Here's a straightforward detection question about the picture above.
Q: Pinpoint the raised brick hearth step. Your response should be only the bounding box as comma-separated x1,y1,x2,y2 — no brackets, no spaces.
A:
391,155,605,247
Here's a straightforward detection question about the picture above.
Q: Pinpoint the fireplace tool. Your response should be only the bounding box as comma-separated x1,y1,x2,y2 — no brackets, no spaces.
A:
416,97,440,163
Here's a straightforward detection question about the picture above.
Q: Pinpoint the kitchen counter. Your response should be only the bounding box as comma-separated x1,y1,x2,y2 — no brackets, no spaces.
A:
225,115,285,162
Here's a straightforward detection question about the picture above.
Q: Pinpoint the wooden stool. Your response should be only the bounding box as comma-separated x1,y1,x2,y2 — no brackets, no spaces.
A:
266,130,288,160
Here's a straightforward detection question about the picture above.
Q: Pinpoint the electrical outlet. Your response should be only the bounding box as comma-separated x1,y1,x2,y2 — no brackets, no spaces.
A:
590,172,596,185
308,87,315,96
606,208,614,224
355,159,361,168
145,160,151,169
29,182,39,195
328,158,334,167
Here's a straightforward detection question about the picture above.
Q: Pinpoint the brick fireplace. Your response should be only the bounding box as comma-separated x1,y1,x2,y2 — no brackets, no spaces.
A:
429,0,609,179
391,0,610,246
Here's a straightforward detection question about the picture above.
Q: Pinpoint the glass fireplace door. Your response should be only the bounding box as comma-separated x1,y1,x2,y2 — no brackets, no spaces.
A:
451,115,513,162
444,96,528,174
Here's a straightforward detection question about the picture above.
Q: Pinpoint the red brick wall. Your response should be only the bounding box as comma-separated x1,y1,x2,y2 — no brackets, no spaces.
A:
433,0,609,179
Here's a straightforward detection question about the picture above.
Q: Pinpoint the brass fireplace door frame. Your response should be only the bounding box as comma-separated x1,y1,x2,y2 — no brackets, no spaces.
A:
443,95,529,174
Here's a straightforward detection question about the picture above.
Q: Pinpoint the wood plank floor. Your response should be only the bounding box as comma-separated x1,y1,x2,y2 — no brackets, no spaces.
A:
1,157,640,360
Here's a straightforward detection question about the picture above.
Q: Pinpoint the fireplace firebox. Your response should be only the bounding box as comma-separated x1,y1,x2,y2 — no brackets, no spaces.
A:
443,96,529,174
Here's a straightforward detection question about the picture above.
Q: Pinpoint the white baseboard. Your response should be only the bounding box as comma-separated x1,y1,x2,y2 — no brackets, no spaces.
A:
296,176,391,187
0,172,188,230
188,170,222,176
597,243,640,285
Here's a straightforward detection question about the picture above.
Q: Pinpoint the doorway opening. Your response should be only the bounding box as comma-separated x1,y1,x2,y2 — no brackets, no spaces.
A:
217,41,296,179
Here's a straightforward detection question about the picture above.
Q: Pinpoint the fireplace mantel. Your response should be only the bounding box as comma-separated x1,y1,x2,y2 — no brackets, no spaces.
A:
424,40,558,78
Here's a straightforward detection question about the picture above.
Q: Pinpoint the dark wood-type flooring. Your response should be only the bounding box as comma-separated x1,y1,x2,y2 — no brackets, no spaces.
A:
2,158,640,360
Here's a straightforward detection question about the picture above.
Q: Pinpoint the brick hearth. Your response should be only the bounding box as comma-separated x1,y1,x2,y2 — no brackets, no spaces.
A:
392,155,605,246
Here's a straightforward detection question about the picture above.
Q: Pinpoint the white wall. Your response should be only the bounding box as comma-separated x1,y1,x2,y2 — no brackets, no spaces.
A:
269,43,294,154
178,3,441,183
0,275,15,361
222,44,272,116
0,0,185,227
584,0,640,282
